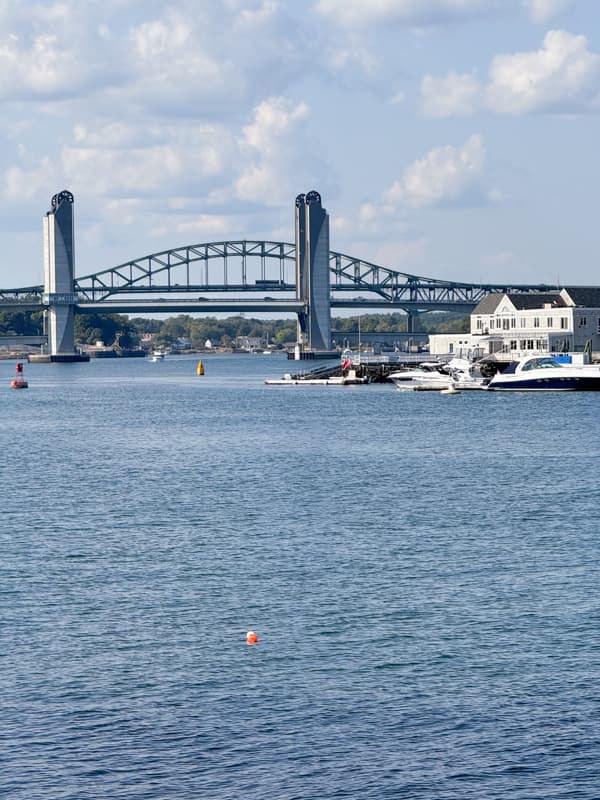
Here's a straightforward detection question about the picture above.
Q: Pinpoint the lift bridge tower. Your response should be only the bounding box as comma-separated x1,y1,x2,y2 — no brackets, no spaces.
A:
295,191,331,351
41,190,86,361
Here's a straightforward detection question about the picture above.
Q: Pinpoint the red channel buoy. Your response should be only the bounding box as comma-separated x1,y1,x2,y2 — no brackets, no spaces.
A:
10,362,28,389
246,631,259,645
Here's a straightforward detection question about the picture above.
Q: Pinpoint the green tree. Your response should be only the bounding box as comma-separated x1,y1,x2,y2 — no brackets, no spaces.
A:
161,315,193,340
74,313,136,346
0,310,43,335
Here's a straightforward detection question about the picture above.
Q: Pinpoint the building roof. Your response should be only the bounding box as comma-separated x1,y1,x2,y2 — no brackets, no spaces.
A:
472,294,504,315
506,292,564,310
561,287,600,307
472,291,564,314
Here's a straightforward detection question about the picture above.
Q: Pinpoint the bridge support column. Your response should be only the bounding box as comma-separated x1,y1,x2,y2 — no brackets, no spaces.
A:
41,191,85,361
295,191,331,351
406,310,423,334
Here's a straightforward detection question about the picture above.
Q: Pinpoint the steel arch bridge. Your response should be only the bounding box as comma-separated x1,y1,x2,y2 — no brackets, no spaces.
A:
0,238,554,314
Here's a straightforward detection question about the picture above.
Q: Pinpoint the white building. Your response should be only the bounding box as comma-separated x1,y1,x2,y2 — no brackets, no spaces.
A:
429,288,600,358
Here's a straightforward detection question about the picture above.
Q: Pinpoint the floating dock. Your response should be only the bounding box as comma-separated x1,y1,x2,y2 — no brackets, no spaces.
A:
268,352,490,387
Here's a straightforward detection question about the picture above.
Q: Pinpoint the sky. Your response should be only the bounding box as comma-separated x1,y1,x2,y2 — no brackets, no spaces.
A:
2,0,600,290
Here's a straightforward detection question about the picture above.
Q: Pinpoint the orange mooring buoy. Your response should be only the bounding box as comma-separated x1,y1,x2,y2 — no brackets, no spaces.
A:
246,630,259,645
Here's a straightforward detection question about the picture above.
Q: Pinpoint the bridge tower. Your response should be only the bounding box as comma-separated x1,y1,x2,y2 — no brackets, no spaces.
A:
295,191,331,351
43,191,80,358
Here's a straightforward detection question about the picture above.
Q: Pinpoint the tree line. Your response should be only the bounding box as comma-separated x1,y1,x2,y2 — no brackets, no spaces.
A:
0,309,469,349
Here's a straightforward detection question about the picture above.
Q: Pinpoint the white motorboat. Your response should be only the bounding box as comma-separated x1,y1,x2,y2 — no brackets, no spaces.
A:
265,369,367,386
389,358,485,390
487,354,600,391
149,349,167,362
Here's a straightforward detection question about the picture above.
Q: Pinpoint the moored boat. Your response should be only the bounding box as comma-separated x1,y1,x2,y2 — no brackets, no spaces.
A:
389,358,486,390
265,370,367,386
487,355,600,391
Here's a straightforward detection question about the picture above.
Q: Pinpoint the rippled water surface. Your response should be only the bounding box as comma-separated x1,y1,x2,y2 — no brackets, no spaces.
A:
2,354,600,799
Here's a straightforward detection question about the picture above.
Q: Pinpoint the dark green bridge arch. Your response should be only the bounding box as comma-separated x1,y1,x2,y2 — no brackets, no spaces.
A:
1,238,556,315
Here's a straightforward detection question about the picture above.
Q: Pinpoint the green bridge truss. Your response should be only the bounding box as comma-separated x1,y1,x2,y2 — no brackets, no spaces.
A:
0,239,555,312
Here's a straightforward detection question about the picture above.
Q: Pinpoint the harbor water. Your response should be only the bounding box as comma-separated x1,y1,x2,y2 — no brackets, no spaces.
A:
2,354,599,799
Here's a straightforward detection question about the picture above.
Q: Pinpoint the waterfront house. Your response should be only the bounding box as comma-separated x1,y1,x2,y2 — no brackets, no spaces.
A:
429,288,600,359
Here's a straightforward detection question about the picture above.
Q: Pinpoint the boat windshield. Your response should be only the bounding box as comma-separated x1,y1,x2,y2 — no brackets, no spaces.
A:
521,357,563,371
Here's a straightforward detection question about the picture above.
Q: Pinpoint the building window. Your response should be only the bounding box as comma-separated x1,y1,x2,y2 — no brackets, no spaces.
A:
526,339,534,350
560,317,568,329
547,317,553,327
533,317,540,328
520,317,527,328
510,340,518,350
502,318,510,330
579,316,587,327
511,318,516,328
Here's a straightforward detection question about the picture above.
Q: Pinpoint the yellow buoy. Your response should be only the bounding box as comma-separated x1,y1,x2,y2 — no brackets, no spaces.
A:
196,360,204,376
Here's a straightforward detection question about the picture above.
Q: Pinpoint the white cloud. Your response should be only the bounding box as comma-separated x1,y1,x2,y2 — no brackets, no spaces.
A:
0,119,238,209
235,97,334,205
421,72,481,116
128,14,229,105
3,157,57,200
488,30,600,113
0,32,88,99
325,45,379,79
0,1,310,118
384,135,486,208
0,2,122,101
331,136,488,250
421,30,600,116
63,122,236,196
315,0,503,28
239,96,310,152
525,0,573,24
125,3,308,117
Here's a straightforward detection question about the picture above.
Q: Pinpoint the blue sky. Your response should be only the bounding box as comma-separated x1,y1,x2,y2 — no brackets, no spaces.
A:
1,0,600,290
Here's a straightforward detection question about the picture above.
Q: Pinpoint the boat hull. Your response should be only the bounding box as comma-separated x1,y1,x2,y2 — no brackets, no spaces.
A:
487,355,600,391
488,376,600,391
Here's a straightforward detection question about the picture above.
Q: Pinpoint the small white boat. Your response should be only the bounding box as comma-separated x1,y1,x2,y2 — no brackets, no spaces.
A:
265,369,367,386
390,358,485,391
487,354,600,391
149,349,166,362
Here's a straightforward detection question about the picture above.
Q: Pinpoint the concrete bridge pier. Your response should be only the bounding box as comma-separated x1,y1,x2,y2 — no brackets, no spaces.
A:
406,310,423,334
295,191,331,351
36,191,87,362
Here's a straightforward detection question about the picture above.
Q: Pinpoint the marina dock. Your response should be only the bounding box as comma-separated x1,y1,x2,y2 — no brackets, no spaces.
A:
267,353,467,385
